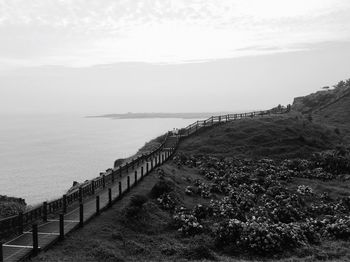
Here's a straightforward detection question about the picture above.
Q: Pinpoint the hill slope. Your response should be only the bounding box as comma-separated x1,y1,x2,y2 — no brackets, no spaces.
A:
178,115,342,160
292,79,350,143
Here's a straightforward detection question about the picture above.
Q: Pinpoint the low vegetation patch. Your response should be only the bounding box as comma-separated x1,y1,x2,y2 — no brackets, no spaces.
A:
167,148,350,258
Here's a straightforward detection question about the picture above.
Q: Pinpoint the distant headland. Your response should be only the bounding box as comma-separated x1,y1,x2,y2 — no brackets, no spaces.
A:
87,112,238,119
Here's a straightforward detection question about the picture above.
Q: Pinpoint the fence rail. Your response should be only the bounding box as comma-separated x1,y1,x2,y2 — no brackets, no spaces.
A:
0,131,171,239
0,106,288,241
178,107,288,137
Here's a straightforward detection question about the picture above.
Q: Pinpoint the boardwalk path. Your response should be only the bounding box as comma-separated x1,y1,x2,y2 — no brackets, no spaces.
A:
0,109,288,262
1,145,176,262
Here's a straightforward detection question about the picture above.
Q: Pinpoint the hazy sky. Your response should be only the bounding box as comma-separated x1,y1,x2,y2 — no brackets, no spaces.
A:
0,0,350,114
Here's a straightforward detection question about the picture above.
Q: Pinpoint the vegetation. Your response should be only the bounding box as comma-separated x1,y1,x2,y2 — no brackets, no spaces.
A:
170,151,350,257
178,115,342,160
0,196,26,219
31,79,350,261
32,149,350,261
292,78,350,143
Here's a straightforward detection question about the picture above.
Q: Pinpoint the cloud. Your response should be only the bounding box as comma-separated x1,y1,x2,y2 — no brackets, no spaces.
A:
0,0,350,68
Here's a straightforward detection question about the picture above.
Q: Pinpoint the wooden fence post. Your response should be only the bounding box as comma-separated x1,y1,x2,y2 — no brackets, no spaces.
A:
112,171,115,183
119,182,122,198
127,176,130,191
0,242,3,262
79,204,84,227
43,201,47,222
108,188,112,206
141,166,144,179
91,181,95,195
146,162,149,174
134,171,137,185
151,158,154,170
63,194,67,213
102,175,106,188
119,166,122,178
59,214,64,240
96,196,100,215
126,162,129,173
18,212,23,234
79,187,83,203
32,224,39,255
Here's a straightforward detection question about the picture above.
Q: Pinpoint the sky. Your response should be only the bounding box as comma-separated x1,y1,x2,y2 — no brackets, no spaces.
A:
0,0,350,114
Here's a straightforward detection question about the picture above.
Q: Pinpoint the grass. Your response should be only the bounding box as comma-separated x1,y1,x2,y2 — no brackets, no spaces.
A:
32,164,209,262
313,91,350,143
30,114,349,262
291,80,350,143
31,160,350,262
178,114,343,160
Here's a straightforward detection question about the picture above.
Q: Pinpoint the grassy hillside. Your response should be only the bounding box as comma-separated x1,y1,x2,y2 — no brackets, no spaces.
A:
292,79,350,143
31,158,350,262
313,91,350,143
178,115,343,160
30,83,350,262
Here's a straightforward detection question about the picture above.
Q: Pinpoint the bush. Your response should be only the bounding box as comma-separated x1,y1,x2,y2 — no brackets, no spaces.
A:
0,202,25,218
173,208,203,236
0,196,26,219
326,217,350,240
169,153,350,256
215,220,308,255
312,149,350,175
157,192,178,211
125,195,148,218
150,180,174,198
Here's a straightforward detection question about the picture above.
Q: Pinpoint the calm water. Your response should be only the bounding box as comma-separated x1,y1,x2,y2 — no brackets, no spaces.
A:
0,115,196,205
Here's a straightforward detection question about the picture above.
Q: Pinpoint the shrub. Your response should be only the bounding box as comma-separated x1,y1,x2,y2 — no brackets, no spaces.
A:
326,217,350,240
173,208,203,236
124,195,148,218
0,202,25,218
157,192,178,211
215,220,308,255
297,185,314,195
150,180,174,198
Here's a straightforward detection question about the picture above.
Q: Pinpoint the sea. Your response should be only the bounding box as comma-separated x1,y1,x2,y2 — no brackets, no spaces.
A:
0,114,197,205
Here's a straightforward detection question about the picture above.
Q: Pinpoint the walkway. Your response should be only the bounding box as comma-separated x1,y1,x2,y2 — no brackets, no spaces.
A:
1,109,288,262
1,148,173,262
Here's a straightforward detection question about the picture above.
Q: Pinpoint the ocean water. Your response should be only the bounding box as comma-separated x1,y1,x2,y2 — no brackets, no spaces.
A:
0,115,196,205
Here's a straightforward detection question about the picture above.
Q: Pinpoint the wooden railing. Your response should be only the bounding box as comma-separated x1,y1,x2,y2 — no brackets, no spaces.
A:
179,107,288,137
0,106,288,239
0,132,172,239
